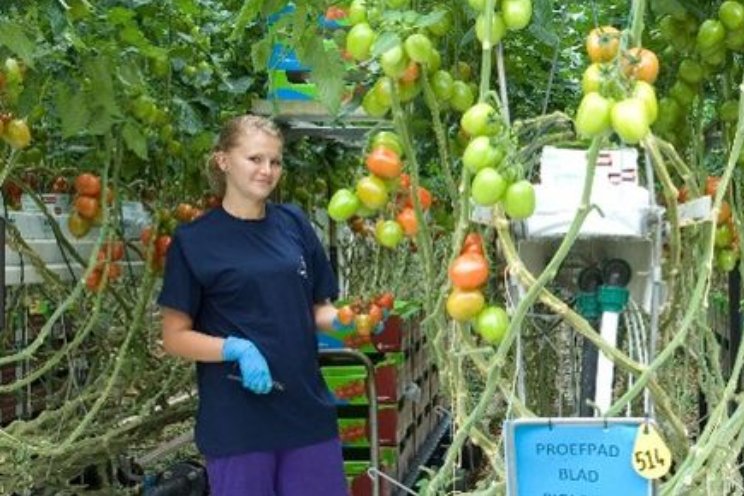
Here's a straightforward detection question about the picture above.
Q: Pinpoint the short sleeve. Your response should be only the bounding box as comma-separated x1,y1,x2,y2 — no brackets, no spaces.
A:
285,204,339,302
157,232,202,319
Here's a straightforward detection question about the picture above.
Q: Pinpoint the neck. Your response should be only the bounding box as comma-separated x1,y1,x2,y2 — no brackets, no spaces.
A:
221,194,267,220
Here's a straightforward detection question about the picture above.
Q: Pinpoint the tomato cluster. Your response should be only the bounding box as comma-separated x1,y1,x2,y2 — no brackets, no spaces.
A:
654,2,744,138
328,131,433,249
575,26,659,145
704,176,740,273
334,380,366,400
445,233,509,344
139,226,172,273
336,291,394,338
85,240,125,292
67,173,107,239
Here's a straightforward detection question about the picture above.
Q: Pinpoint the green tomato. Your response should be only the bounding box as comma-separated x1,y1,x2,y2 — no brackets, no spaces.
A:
460,102,501,137
380,44,408,78
424,49,442,73
372,76,394,107
431,70,455,100
462,136,503,173
697,19,726,50
474,306,509,344
720,100,739,122
372,131,404,157
375,220,404,248
653,97,682,133
346,23,376,61
575,92,613,138
716,248,739,272
362,89,389,117
386,0,409,8
471,167,507,206
726,28,744,51
669,80,696,108
348,0,367,25
501,0,532,31
450,81,475,112
356,175,389,210
328,189,360,222
581,63,608,94
404,33,433,64
715,223,734,248
503,180,536,220
475,12,506,46
610,98,650,144
428,9,452,37
398,80,421,102
468,0,485,11
678,59,704,85
632,81,658,124
720,1,744,31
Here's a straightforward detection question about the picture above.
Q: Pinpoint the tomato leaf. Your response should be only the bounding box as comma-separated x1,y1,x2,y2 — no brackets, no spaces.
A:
298,35,345,114
251,37,272,69
416,11,447,28
230,0,264,40
85,56,121,119
122,121,149,159
55,84,90,138
0,20,36,68
371,31,402,57
528,0,559,46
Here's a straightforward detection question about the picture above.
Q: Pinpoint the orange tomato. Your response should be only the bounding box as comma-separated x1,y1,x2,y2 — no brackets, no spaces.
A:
405,186,432,210
155,235,172,257
85,269,104,292
718,200,732,225
446,288,485,322
366,147,403,179
175,202,195,222
449,253,489,290
706,176,721,196
622,47,660,84
399,62,420,83
396,207,419,236
337,305,356,326
462,232,484,255
586,26,621,63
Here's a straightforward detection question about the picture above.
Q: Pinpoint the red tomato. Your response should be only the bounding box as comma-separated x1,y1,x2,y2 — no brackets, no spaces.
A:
74,173,101,197
155,235,172,257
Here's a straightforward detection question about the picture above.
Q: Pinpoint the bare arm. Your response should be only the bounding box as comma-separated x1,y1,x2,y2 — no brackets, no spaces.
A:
314,300,339,333
161,307,225,362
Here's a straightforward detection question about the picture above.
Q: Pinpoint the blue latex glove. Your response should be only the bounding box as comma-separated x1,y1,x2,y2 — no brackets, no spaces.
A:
222,336,272,394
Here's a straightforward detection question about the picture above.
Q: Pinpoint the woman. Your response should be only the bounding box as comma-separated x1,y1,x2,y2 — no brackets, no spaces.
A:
158,115,348,495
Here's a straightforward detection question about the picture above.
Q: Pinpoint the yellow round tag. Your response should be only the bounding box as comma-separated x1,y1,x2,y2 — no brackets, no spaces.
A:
632,422,672,480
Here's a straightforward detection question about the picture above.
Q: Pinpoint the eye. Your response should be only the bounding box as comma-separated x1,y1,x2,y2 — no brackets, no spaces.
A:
248,155,262,163
271,159,283,168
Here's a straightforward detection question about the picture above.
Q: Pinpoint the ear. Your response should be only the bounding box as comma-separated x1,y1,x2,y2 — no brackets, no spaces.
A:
215,152,229,172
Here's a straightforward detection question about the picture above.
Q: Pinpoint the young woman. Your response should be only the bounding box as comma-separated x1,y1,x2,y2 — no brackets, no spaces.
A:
157,115,348,495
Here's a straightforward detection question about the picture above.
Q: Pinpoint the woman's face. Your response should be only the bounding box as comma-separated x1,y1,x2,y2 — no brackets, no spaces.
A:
218,130,283,204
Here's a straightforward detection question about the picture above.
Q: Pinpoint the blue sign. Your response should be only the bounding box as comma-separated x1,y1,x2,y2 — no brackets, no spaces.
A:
505,418,654,496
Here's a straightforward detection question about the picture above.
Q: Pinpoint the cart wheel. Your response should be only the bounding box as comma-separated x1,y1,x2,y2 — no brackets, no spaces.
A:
577,266,603,292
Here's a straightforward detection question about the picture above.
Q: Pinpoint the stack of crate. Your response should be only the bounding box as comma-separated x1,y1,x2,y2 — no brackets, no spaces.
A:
319,310,443,495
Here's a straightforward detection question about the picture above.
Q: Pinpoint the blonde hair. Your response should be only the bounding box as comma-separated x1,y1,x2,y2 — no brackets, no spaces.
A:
206,115,284,197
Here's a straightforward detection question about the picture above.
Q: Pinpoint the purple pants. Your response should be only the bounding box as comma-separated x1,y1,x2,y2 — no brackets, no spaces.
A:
206,437,348,496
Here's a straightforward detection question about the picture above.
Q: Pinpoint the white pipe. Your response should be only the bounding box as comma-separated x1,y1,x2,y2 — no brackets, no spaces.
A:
595,311,620,414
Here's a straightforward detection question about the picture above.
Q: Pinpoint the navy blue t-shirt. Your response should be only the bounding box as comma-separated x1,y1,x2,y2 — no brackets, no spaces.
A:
157,203,339,457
